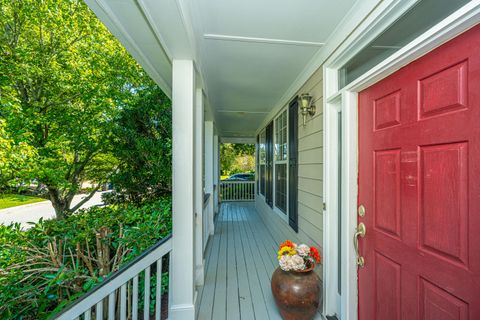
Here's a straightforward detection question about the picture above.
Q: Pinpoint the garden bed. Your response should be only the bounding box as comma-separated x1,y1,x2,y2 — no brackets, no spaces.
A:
0,197,172,319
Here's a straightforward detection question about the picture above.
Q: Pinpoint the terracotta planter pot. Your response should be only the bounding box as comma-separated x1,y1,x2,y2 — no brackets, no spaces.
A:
271,265,321,320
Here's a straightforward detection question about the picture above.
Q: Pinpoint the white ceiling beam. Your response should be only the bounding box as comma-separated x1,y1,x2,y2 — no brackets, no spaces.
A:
217,110,269,114
256,0,382,133
135,0,173,60
204,34,325,47
220,137,256,144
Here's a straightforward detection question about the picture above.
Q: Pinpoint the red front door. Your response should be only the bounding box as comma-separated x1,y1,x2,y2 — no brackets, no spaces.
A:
358,25,480,320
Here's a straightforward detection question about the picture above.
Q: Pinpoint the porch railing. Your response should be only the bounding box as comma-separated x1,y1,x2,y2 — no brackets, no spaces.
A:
220,181,255,202
54,234,172,320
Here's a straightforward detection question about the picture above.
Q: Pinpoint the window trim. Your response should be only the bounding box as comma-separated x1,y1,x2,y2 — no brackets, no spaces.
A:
322,2,480,318
259,129,266,197
273,108,289,221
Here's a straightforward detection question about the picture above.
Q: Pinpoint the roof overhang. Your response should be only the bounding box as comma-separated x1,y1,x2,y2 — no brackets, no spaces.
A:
85,0,377,139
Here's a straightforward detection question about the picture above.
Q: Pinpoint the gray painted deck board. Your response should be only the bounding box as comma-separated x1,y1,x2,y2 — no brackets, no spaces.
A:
197,202,323,320
226,205,240,320
239,205,282,320
235,204,269,320
212,214,228,319
232,204,255,320
197,214,222,320
195,203,276,320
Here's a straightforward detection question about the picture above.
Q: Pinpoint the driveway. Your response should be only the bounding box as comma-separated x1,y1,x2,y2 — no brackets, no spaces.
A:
0,191,108,229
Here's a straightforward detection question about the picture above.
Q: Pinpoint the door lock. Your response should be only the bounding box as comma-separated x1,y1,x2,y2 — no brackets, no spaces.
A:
358,205,365,217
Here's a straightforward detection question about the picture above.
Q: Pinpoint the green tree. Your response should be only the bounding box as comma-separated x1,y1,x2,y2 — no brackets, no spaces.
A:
220,143,255,176
0,119,35,187
109,80,172,204
0,0,156,218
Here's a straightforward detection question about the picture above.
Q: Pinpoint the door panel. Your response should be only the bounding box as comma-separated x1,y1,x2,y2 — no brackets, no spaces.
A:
358,25,480,320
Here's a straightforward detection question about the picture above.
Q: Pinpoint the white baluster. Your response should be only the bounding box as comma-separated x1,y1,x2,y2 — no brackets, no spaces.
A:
96,300,103,320
108,292,115,320
132,275,139,320
155,259,162,320
144,266,151,320
120,283,127,320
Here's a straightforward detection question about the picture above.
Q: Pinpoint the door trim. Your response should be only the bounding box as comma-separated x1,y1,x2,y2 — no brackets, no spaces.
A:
322,2,480,319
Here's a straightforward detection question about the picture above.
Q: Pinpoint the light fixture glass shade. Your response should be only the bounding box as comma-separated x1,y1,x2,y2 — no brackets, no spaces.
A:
299,93,312,109
298,93,316,126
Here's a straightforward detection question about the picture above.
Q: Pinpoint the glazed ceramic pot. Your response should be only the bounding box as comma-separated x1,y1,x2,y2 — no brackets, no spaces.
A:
271,265,321,320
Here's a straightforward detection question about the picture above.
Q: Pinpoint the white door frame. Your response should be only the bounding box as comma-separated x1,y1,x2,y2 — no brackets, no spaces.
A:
322,1,480,319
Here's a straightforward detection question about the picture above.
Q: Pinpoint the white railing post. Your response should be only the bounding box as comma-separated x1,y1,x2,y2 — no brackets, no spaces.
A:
170,59,196,320
195,88,205,287
204,121,215,236
213,134,219,213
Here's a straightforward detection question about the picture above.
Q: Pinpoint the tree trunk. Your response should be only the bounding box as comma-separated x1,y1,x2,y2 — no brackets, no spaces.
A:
48,187,74,219
48,184,102,219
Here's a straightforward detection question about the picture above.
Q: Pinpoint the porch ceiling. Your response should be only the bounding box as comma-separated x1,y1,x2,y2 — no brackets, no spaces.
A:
85,0,357,138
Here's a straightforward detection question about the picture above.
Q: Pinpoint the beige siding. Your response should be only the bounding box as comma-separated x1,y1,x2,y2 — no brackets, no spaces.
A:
255,198,323,277
256,67,324,272
296,70,323,253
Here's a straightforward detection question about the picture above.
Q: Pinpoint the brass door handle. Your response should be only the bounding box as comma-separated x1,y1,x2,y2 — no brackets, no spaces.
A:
354,222,366,267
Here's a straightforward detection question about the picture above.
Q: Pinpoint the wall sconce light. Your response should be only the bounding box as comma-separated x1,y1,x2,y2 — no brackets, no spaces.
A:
298,93,316,126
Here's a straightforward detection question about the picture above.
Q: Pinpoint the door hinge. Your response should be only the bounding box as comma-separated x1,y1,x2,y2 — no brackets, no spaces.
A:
323,202,326,210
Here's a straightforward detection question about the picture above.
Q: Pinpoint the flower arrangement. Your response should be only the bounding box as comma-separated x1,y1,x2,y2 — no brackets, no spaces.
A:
277,240,321,272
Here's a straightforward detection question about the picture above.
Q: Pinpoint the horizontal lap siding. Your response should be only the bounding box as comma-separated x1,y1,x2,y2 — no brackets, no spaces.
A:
297,73,323,254
256,69,324,277
256,198,323,277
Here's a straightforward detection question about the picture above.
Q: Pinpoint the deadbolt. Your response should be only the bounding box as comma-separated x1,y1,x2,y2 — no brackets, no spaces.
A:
358,205,365,217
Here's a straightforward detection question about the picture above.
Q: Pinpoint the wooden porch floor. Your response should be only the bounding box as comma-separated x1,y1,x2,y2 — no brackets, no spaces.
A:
196,202,322,320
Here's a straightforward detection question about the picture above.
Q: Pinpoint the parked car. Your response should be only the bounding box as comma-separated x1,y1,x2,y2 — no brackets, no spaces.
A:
223,173,255,181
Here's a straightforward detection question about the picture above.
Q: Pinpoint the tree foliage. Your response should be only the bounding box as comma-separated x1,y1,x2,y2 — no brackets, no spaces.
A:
108,81,172,204
220,143,255,176
0,197,172,319
0,119,36,186
0,0,169,218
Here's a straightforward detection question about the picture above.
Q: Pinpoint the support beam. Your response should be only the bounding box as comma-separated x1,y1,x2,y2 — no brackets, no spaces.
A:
170,59,196,320
194,88,205,287
204,121,215,235
213,134,220,214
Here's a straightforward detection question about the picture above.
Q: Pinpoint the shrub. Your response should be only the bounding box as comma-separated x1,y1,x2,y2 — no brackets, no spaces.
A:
0,197,172,319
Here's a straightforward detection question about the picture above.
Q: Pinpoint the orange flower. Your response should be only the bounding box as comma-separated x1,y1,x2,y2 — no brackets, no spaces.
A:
309,246,321,264
279,240,295,251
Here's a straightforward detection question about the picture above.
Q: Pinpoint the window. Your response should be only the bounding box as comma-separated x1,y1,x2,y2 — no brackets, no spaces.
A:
259,130,266,196
274,110,288,213
338,0,469,88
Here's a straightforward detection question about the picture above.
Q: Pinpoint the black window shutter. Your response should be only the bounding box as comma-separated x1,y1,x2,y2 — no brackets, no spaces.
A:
288,98,299,232
266,121,274,207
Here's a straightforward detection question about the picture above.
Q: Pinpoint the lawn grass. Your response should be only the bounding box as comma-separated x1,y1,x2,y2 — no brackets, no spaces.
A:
0,194,47,209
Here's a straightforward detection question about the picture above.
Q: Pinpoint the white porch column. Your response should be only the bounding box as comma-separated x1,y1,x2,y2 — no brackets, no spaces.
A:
170,59,196,319
194,88,205,287
204,121,215,235
213,134,220,213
